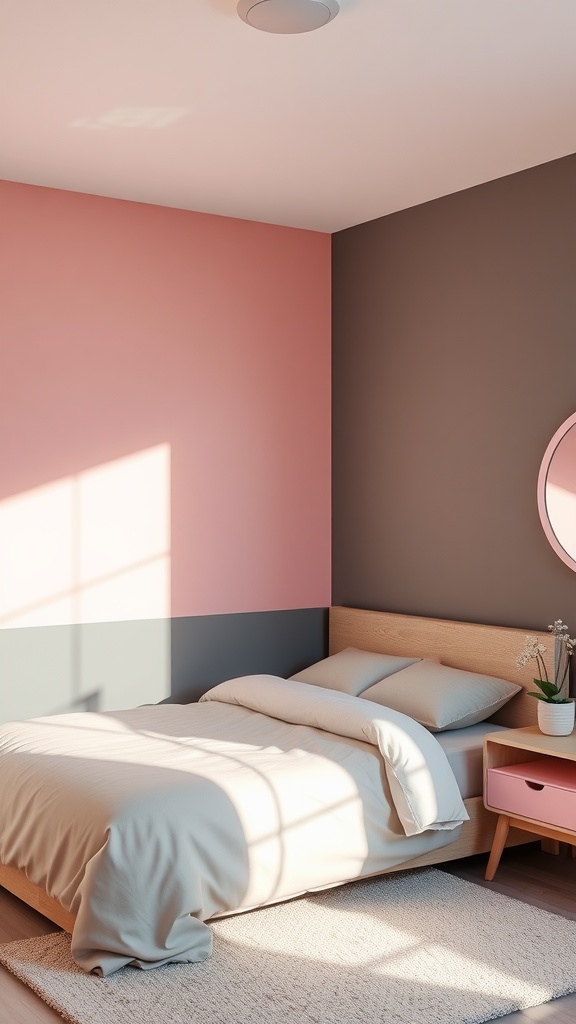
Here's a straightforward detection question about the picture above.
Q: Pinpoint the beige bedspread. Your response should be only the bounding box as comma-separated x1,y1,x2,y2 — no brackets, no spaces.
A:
0,675,467,975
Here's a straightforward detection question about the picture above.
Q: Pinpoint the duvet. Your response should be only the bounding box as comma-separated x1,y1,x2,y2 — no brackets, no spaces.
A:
0,676,468,975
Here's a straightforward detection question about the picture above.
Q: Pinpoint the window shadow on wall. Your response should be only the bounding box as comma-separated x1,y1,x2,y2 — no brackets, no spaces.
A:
0,445,171,723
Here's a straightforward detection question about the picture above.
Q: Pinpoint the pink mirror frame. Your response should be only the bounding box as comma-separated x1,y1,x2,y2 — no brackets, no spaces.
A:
537,411,576,573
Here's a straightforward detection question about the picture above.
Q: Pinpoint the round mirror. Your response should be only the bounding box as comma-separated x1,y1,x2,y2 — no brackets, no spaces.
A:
538,412,576,571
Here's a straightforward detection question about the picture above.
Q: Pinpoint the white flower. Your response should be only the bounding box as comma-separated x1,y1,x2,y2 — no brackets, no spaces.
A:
516,636,548,670
518,617,575,699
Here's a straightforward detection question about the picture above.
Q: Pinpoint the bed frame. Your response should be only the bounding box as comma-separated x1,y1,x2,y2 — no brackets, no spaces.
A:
329,606,555,873
0,606,555,932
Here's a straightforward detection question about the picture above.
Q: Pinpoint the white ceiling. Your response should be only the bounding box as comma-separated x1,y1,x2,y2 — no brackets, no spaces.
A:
2,1,575,233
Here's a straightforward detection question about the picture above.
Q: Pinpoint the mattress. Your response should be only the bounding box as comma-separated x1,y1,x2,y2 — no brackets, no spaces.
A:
436,721,508,800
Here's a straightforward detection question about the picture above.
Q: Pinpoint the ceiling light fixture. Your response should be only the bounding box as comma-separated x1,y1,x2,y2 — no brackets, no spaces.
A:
237,0,340,35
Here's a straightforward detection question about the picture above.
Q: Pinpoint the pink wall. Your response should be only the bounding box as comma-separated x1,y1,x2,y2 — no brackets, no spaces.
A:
0,181,331,619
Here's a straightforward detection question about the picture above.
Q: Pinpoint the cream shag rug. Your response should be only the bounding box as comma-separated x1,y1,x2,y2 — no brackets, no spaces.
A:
2,868,576,1024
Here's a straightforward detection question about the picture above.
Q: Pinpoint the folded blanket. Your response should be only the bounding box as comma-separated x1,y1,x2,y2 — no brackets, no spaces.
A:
201,675,469,836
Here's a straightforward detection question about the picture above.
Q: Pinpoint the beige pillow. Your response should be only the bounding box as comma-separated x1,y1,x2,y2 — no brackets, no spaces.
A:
289,647,420,696
360,659,522,731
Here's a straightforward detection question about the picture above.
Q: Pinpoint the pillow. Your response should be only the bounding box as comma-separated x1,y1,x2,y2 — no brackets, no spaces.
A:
289,647,421,696
359,659,522,731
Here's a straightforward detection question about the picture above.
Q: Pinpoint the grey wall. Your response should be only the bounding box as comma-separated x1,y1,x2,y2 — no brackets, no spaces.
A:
170,608,328,703
0,609,327,721
332,153,576,632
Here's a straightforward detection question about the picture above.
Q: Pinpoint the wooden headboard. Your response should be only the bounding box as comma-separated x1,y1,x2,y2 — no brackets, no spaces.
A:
329,606,555,729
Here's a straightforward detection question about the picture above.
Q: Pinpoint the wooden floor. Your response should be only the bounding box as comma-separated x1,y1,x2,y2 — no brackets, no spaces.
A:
1,844,576,1022
0,885,64,1024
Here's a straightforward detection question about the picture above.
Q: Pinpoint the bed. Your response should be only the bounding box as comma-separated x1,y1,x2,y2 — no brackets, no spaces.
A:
0,606,554,975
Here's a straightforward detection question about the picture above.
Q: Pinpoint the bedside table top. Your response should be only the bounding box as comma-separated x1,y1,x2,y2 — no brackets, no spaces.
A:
484,725,576,760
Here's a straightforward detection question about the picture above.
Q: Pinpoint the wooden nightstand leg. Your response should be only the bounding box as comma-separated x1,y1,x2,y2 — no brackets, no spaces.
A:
541,838,561,855
485,815,510,881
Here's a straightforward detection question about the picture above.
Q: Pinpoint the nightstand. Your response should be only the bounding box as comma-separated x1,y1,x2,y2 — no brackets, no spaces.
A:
483,726,576,880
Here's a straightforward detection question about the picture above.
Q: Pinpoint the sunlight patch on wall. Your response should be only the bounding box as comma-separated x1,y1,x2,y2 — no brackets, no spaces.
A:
0,446,171,723
69,107,189,130
0,444,170,629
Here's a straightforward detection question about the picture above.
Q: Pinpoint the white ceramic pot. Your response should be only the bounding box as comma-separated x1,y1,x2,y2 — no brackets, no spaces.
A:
537,699,575,736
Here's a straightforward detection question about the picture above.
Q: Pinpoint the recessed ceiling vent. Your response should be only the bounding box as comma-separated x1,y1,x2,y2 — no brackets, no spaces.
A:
237,0,340,35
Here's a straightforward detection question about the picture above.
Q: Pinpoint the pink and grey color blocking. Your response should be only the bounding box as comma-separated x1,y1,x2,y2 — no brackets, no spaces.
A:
0,180,330,714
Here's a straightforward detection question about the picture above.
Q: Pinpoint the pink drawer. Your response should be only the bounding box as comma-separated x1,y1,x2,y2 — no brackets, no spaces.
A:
486,758,576,831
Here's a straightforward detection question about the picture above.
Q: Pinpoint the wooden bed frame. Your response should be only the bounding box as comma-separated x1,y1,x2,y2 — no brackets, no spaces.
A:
329,606,555,873
0,606,555,933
